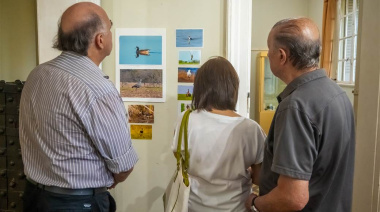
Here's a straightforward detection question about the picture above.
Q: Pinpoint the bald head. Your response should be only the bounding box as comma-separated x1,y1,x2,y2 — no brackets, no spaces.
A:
269,18,321,70
272,18,320,41
53,2,112,56
61,2,107,34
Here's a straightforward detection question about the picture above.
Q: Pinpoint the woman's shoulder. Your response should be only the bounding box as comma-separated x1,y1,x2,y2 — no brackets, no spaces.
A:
240,117,261,128
235,117,265,136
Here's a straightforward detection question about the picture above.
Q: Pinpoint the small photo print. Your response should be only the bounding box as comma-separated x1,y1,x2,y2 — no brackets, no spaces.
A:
131,125,152,140
178,50,201,65
178,67,198,83
176,29,203,47
119,35,162,65
128,105,154,123
120,69,163,100
178,101,192,115
178,85,193,100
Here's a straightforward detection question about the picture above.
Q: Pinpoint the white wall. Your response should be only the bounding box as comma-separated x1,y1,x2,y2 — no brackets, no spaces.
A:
308,0,324,39
36,0,101,64
101,1,226,211
352,0,380,211
340,85,355,103
36,0,74,64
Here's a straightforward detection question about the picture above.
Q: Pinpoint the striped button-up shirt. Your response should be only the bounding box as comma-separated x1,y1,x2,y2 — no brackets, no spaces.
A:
20,51,138,189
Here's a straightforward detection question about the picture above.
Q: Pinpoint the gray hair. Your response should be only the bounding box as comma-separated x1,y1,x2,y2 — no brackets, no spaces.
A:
53,13,105,56
272,18,321,70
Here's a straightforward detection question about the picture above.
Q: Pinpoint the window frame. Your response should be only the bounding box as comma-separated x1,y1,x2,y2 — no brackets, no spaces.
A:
334,0,359,85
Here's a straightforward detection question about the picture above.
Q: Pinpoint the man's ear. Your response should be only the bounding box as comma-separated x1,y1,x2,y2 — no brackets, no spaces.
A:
94,33,104,50
279,48,287,65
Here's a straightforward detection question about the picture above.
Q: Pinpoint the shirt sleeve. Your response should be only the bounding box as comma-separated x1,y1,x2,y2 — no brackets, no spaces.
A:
81,92,138,174
244,121,266,167
271,107,317,181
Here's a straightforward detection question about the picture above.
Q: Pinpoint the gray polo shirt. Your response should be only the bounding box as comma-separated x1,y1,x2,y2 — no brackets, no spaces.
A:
259,69,355,212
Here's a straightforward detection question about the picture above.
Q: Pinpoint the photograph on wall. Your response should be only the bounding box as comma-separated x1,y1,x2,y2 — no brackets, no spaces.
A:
116,28,166,102
130,124,152,140
119,35,162,65
178,85,193,100
128,105,154,123
120,69,164,102
178,101,192,115
178,67,198,83
178,50,201,65
176,29,203,47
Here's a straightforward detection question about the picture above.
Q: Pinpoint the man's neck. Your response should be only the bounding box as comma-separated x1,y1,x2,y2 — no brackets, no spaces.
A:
283,66,318,84
87,54,102,66
87,47,104,66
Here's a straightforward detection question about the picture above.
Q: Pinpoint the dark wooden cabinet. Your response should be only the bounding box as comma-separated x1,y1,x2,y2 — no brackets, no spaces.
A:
0,81,24,212
0,189,8,209
8,191,23,211
0,169,7,190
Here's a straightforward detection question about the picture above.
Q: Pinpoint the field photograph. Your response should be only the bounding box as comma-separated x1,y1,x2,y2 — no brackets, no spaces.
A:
178,50,201,65
120,69,163,100
178,67,198,83
131,125,152,140
178,85,194,100
128,105,154,123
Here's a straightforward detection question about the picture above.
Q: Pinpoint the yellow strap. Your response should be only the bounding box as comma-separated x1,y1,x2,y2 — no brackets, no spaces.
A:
176,110,192,186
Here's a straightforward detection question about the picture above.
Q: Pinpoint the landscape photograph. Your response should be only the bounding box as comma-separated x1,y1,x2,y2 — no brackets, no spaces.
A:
120,69,163,101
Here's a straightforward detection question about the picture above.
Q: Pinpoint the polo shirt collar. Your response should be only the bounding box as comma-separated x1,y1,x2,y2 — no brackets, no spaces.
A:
277,69,327,103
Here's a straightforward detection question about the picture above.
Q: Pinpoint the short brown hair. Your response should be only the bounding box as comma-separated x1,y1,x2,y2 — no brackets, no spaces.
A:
192,56,239,111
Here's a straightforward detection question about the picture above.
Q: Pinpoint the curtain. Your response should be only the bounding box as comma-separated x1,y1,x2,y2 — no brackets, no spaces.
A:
321,0,337,77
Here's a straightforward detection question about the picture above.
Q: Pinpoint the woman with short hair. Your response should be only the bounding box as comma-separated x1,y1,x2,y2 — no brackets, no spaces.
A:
172,56,266,212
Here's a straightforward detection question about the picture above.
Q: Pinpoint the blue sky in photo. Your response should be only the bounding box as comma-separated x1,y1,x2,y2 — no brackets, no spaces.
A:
178,85,194,94
178,50,201,62
176,29,203,47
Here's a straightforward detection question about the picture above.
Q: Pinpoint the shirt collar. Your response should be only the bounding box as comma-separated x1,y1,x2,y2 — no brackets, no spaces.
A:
277,69,327,103
61,51,104,75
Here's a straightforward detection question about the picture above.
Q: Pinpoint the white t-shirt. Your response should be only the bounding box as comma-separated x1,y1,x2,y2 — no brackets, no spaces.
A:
171,110,266,212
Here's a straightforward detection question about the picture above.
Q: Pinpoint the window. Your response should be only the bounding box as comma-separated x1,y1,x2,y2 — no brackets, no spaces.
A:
336,0,359,84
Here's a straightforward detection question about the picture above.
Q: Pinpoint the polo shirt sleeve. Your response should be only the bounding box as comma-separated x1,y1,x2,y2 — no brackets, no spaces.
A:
272,107,317,181
81,92,138,174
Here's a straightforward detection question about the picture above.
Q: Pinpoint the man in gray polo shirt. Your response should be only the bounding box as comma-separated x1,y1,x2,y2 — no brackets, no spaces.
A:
245,18,355,212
